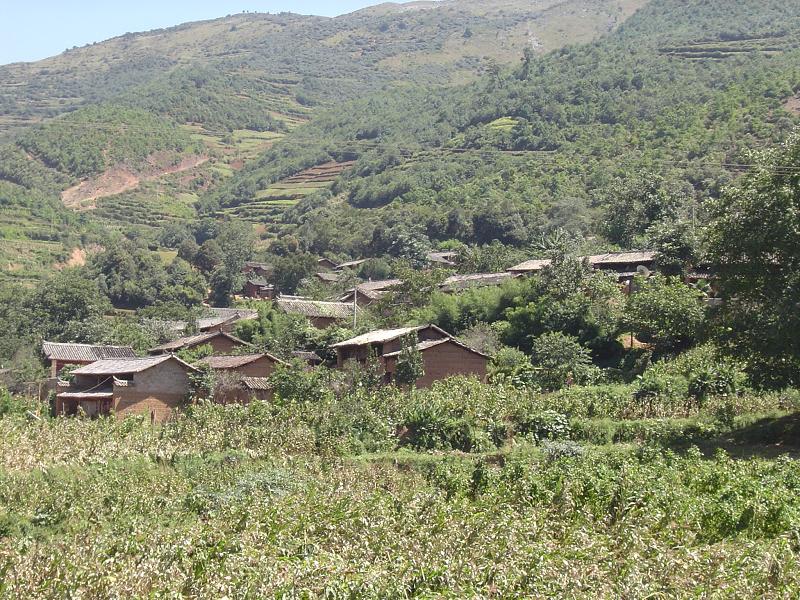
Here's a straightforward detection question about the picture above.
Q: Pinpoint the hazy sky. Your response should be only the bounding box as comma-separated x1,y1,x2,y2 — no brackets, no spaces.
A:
0,1,390,65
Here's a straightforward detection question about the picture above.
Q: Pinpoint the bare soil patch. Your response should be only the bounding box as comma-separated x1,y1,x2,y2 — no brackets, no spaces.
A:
61,154,208,210
784,95,800,115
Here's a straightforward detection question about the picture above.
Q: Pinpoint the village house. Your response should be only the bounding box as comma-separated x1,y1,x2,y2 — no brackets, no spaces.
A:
199,308,258,332
196,353,286,378
439,272,515,294
242,277,275,300
275,297,357,329
315,271,340,284
426,251,458,267
42,342,137,378
335,258,369,272
508,251,657,282
196,353,287,404
149,331,252,355
239,377,274,402
586,251,656,281
507,258,553,276
331,325,488,387
156,308,258,336
383,338,489,388
243,261,272,279
292,350,323,367
339,279,402,307
317,257,338,271
55,355,196,423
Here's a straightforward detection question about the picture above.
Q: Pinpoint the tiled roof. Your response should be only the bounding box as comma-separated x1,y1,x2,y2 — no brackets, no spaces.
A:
206,307,258,320
340,280,402,302
315,272,340,283
427,251,458,265
56,390,114,399
332,325,448,348
508,259,552,273
292,351,322,363
197,353,286,369
340,288,383,302
42,342,136,363
336,259,368,270
440,272,513,292
585,251,656,266
357,279,402,292
246,276,272,287
71,355,196,375
383,338,490,359
332,327,419,348
276,298,355,320
241,377,272,391
197,308,258,331
149,331,250,354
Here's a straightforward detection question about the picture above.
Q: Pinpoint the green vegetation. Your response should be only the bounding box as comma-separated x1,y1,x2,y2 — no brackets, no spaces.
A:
207,0,800,254
0,378,798,595
1,4,800,591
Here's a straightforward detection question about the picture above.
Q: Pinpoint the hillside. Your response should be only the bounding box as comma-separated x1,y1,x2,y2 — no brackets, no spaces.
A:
204,0,800,256
0,0,643,135
0,0,646,281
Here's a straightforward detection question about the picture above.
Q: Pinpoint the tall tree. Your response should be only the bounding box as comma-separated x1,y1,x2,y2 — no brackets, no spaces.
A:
707,133,800,386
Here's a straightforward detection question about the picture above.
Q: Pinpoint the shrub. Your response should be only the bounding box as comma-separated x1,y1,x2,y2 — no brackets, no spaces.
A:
513,410,571,442
531,332,599,391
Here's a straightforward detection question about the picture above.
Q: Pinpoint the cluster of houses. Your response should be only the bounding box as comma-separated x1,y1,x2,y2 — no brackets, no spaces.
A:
46,319,489,423
44,249,702,423
242,250,670,312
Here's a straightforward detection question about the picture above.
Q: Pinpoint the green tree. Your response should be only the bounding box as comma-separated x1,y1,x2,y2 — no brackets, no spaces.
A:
707,133,800,386
29,269,111,341
271,253,319,295
624,275,705,355
194,239,223,275
600,174,684,247
647,219,698,277
531,332,595,391
394,335,424,387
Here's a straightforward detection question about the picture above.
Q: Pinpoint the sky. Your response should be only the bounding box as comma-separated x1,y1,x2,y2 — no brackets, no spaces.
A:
0,1,389,65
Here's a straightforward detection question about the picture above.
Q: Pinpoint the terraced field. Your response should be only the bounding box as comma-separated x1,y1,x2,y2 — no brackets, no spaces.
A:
223,160,355,222
0,238,67,283
660,34,793,60
82,128,292,231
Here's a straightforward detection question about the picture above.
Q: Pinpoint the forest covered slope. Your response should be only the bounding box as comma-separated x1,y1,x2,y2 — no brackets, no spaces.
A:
0,0,798,279
0,0,646,280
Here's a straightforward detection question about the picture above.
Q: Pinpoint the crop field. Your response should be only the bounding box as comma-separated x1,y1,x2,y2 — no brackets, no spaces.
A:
659,34,794,60
0,239,68,283
1,381,798,597
225,160,355,222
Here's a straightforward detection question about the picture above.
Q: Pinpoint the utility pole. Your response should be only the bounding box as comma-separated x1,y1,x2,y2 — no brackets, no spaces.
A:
353,285,358,329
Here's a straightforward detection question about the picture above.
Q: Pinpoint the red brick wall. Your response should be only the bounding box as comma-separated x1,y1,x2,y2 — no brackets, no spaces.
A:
385,341,488,389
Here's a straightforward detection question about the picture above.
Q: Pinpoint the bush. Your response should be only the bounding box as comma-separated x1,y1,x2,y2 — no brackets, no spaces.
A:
531,332,599,391
513,410,571,442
